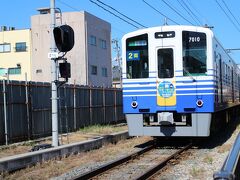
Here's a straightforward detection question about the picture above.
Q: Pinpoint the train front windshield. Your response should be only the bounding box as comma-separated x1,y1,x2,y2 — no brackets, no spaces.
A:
182,31,207,76
126,34,149,79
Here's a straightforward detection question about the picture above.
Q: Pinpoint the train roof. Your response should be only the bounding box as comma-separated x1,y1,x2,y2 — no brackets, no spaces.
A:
122,25,214,39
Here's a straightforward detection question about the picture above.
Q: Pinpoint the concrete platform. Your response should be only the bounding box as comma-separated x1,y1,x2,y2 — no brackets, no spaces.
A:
0,131,129,172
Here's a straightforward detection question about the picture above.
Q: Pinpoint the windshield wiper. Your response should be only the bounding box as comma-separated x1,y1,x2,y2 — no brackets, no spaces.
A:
183,67,196,82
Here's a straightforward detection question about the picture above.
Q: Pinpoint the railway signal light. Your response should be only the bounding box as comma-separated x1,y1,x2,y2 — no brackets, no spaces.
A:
53,25,74,52
59,61,71,78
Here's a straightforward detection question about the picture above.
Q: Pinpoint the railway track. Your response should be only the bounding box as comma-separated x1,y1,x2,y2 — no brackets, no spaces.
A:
71,141,192,180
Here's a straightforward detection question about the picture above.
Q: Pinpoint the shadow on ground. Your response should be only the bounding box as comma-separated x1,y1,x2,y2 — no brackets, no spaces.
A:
133,115,240,150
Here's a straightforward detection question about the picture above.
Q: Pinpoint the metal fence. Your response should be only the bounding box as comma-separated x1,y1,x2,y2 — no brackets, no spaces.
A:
0,80,124,145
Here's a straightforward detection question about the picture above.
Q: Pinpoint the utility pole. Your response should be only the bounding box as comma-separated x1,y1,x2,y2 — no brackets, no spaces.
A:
3,78,8,145
112,39,122,87
50,0,59,147
164,17,168,25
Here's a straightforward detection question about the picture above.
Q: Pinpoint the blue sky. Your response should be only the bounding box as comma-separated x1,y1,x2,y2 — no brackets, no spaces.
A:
1,0,240,63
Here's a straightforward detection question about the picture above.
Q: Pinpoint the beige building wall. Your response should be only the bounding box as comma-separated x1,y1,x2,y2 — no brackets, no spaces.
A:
31,11,112,87
0,29,31,80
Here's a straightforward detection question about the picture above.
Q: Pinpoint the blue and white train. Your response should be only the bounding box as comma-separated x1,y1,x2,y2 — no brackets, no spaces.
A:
122,25,240,137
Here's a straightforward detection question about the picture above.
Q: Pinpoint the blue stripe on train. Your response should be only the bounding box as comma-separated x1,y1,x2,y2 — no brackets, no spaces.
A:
123,86,156,90
176,80,217,83
123,94,215,113
176,89,215,94
176,85,217,89
176,94,214,112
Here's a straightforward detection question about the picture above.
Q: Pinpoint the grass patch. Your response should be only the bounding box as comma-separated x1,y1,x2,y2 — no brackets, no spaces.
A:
190,167,204,177
0,124,128,159
203,155,213,164
78,124,127,135
3,136,151,179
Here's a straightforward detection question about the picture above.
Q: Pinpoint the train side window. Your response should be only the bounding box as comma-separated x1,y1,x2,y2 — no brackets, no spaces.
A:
182,31,207,76
157,48,174,78
214,51,217,62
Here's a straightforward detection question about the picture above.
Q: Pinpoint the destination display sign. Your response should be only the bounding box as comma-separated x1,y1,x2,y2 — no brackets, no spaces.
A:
126,51,140,61
155,31,175,39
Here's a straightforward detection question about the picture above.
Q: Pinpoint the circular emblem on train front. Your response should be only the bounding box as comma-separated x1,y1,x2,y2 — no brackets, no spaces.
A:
158,81,175,98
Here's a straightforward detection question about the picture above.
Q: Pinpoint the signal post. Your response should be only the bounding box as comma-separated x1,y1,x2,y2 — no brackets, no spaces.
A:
50,0,58,147
50,0,74,147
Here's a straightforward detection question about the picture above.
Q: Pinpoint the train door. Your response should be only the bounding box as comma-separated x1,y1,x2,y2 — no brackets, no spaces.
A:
156,47,176,109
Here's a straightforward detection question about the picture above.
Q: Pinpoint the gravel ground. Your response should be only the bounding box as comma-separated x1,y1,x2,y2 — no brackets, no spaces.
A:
94,148,177,180
155,119,240,180
54,118,239,180
0,124,128,158
1,136,152,180
1,119,239,180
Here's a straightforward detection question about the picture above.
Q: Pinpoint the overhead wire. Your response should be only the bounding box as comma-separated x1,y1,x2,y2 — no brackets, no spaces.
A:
160,0,194,25
57,0,80,11
215,0,240,32
178,0,202,25
176,0,199,25
57,0,127,34
186,0,204,19
221,0,240,28
95,0,147,28
186,0,212,27
57,0,143,29
142,0,180,25
89,0,141,29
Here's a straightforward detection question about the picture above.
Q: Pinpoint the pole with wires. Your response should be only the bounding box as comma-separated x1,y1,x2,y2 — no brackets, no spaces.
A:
50,0,59,147
3,78,8,145
112,39,122,88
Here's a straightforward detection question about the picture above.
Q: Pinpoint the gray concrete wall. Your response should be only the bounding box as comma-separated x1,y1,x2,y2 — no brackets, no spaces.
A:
31,11,112,87
0,131,128,172
85,12,112,87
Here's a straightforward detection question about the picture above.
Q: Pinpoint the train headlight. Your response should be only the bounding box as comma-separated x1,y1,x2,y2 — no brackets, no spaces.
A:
196,99,203,107
131,101,138,109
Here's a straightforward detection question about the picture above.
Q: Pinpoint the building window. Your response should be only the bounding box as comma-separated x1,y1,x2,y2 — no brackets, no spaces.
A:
15,42,27,52
0,68,8,76
102,67,108,77
91,65,97,75
99,39,107,49
90,35,97,46
36,69,42,73
0,43,11,53
8,67,21,75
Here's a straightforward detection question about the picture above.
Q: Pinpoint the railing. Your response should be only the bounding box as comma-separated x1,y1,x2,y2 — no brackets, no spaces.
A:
213,133,240,180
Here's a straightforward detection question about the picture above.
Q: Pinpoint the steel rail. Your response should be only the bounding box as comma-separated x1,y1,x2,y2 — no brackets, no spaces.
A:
213,133,240,180
71,142,155,180
135,143,192,180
